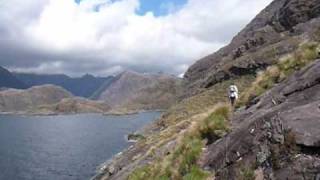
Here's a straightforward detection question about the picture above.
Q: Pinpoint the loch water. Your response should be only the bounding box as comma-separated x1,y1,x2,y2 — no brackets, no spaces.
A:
0,112,161,180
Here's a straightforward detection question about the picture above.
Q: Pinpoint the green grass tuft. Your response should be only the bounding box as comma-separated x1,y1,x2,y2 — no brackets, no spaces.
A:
174,136,204,176
129,166,152,180
199,113,229,143
239,166,255,180
183,166,209,180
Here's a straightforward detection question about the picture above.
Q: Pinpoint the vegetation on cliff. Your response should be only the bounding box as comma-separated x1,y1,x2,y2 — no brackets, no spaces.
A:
129,104,231,180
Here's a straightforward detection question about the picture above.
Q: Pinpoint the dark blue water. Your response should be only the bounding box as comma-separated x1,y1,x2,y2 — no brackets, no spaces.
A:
0,112,161,180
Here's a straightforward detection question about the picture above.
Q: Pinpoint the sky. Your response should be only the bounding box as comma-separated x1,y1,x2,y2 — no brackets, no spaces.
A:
0,0,272,77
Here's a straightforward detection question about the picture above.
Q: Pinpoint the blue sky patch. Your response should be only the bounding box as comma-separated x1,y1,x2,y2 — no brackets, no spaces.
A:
75,0,187,16
136,0,187,16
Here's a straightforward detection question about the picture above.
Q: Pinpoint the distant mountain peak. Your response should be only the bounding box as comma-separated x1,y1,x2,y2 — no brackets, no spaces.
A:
119,70,141,77
14,72,114,98
94,69,182,110
0,66,27,89
82,74,95,79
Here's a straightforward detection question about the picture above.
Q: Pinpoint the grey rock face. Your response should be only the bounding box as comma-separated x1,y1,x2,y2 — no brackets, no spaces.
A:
274,155,320,180
280,102,320,147
272,0,320,32
199,60,320,179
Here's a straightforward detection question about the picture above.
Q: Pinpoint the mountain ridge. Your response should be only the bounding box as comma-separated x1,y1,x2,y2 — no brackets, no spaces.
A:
94,70,182,111
0,66,27,89
14,72,114,98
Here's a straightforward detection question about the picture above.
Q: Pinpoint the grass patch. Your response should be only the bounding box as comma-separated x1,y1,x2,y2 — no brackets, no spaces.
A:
199,105,230,144
128,134,207,180
129,166,152,180
239,166,255,180
183,166,210,180
236,66,281,107
173,135,205,176
237,42,320,107
278,43,319,75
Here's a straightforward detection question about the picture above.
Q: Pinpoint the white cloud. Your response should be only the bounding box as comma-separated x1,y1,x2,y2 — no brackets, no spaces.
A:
0,0,272,76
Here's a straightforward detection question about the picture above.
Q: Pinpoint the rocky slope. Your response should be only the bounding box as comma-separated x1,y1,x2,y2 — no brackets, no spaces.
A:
93,0,320,179
184,0,320,95
0,85,111,114
0,66,26,89
200,59,320,179
14,73,113,98
94,71,182,111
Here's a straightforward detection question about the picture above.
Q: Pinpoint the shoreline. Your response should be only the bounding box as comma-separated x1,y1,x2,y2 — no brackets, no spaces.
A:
103,109,165,116
0,109,165,117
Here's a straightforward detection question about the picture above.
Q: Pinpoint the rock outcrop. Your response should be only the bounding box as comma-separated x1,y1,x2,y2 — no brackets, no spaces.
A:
184,0,320,95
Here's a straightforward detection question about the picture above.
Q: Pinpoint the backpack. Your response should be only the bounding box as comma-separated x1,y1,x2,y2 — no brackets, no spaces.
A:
229,85,237,93
230,93,236,98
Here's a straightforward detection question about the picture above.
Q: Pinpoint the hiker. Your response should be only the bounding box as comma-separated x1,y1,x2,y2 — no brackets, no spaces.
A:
228,85,238,106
